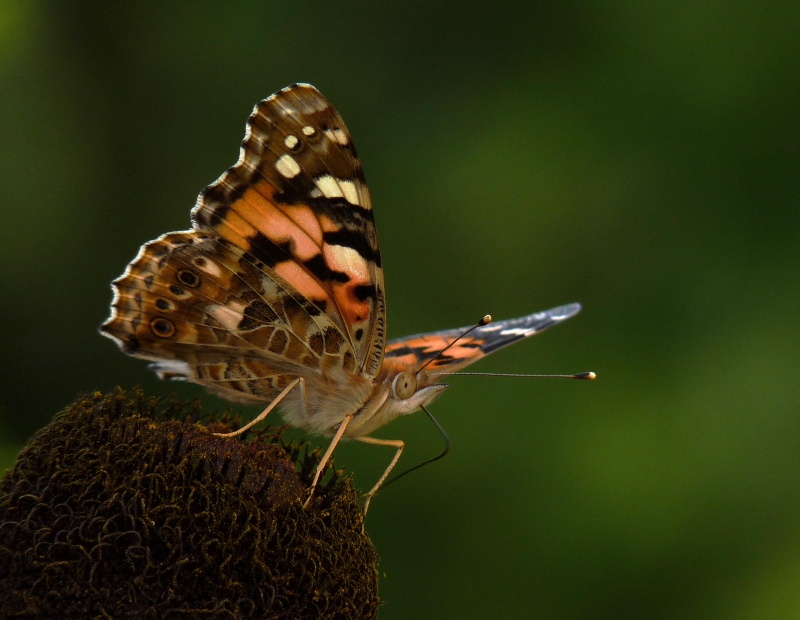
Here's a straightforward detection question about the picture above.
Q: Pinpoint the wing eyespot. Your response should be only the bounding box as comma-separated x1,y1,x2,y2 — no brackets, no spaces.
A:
150,318,176,338
177,269,201,288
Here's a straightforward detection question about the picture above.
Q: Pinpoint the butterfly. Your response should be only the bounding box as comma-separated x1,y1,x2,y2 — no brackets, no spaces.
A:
100,83,584,515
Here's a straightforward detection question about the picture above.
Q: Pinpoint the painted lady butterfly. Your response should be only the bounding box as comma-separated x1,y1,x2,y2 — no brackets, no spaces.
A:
100,84,584,514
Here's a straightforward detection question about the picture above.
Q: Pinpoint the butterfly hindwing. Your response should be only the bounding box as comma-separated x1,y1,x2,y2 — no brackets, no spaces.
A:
101,231,359,404
384,304,582,373
190,83,385,377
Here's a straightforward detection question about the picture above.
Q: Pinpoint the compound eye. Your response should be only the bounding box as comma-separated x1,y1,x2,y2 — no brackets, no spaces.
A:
391,372,417,400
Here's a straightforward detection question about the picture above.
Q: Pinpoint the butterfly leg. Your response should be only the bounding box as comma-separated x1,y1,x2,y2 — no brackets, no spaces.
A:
298,374,311,419
303,414,354,508
355,436,405,520
213,377,304,438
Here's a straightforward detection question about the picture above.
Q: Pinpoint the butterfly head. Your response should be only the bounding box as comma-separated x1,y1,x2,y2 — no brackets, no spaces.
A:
391,370,450,411
343,361,450,438
376,364,451,420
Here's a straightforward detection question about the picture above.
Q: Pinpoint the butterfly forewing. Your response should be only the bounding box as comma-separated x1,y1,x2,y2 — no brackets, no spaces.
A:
384,304,582,373
190,84,385,377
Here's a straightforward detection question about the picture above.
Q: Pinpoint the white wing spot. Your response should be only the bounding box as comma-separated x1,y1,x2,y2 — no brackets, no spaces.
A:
339,180,360,206
275,154,301,178
324,128,349,145
327,244,368,280
316,174,344,198
150,359,192,380
284,134,299,149
314,175,360,205
499,327,537,337
195,259,223,278
207,304,246,332
302,125,316,136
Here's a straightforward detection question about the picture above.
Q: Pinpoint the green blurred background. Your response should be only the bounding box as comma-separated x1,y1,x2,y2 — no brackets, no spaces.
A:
2,1,799,617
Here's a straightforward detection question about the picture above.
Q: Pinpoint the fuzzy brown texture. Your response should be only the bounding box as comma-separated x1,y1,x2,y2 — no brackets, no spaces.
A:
0,390,379,619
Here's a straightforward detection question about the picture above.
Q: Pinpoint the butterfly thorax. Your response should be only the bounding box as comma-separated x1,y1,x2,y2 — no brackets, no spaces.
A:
275,358,448,439
275,367,372,437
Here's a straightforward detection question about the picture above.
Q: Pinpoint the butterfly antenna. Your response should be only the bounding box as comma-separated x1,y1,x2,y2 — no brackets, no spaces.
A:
430,371,597,380
417,314,493,373
380,405,450,492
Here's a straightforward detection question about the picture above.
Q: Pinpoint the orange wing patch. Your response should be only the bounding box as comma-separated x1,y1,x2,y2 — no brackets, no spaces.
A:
384,335,486,372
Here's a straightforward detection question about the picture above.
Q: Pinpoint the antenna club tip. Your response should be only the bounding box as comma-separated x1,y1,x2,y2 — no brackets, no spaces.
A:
480,315,492,326
576,372,596,380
